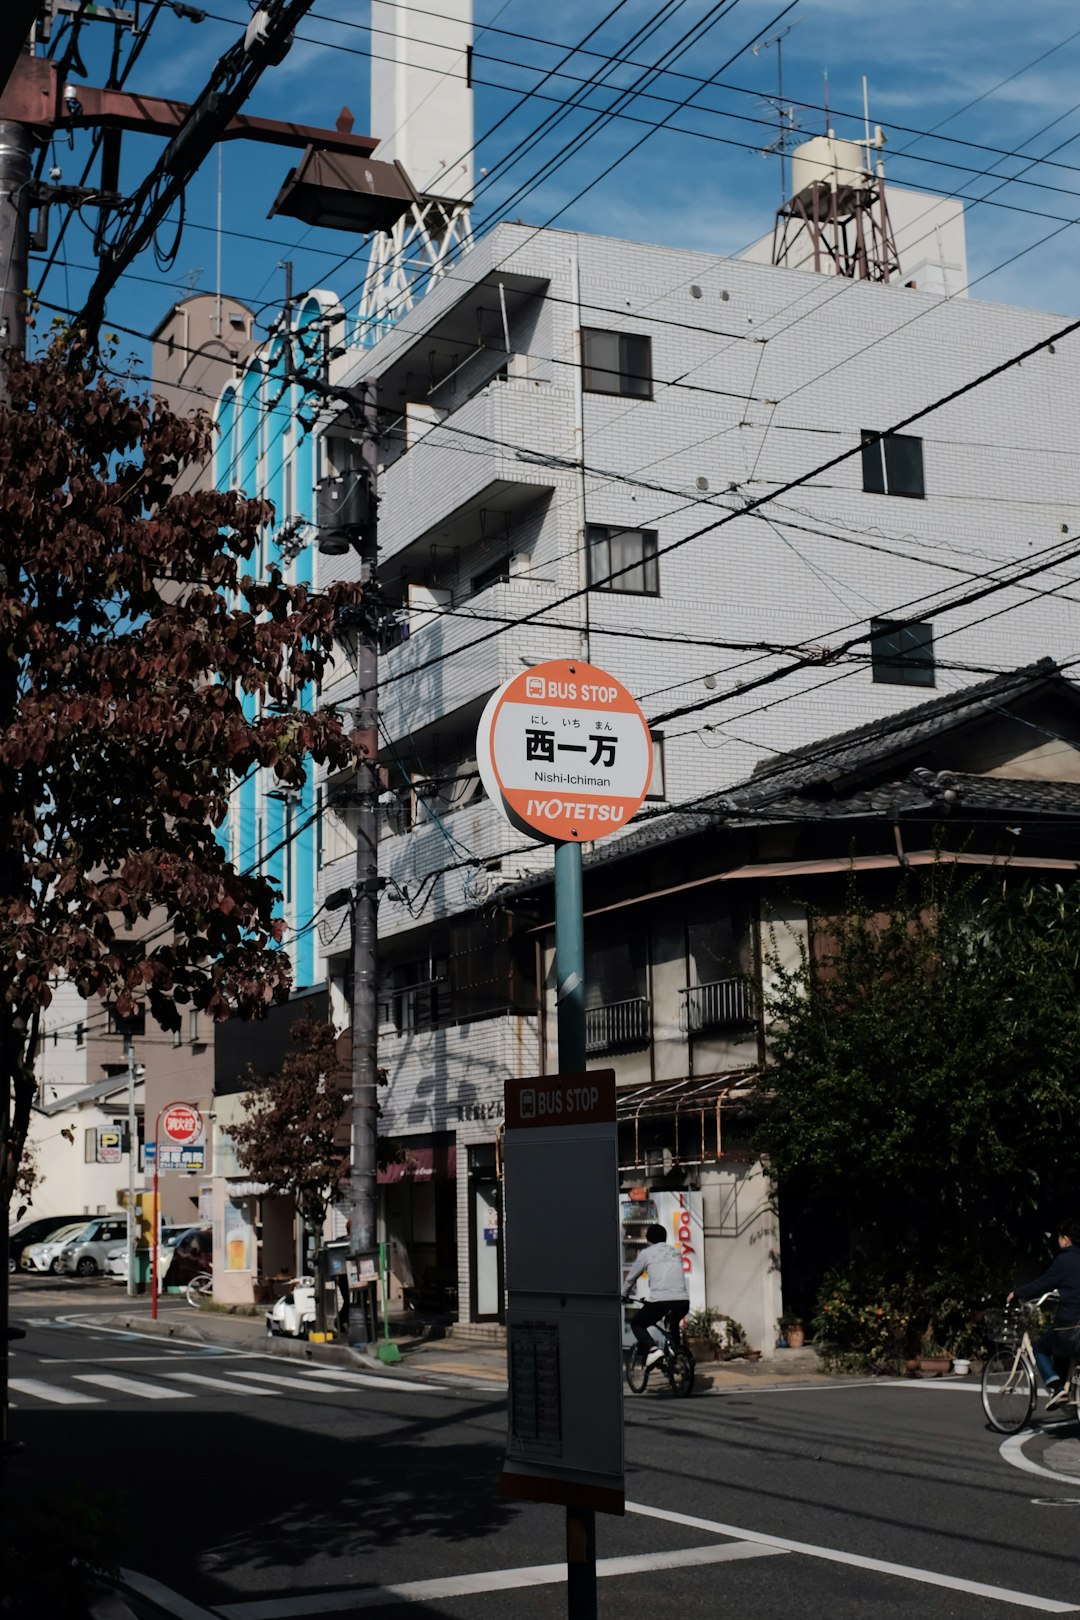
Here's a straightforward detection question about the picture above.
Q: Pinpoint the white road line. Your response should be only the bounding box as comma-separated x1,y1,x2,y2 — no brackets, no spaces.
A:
163,1372,279,1397
225,1370,362,1395
1001,1433,1080,1487
39,1353,211,1364
626,1501,1080,1612
296,1367,440,1394
9,1378,104,1406
75,1373,192,1400
118,1568,222,1620
214,1541,781,1618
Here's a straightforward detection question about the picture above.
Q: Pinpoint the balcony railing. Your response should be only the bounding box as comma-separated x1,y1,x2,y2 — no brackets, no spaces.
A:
586,996,651,1055
681,978,755,1034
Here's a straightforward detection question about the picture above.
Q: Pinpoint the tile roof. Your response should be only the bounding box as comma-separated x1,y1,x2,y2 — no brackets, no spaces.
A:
498,658,1080,893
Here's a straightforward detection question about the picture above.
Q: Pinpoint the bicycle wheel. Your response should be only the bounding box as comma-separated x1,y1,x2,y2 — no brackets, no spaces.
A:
185,1273,213,1308
625,1347,650,1394
669,1350,696,1398
981,1348,1036,1433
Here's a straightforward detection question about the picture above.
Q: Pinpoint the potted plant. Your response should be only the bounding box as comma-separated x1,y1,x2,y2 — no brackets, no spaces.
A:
683,1307,722,1360
778,1310,805,1350
917,1335,952,1376
715,1315,750,1361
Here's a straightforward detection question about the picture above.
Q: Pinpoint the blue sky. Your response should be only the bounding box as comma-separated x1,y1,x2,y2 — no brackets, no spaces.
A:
32,0,1080,376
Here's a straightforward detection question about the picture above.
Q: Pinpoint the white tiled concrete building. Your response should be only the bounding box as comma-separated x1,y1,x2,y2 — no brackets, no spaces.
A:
313,215,1080,1339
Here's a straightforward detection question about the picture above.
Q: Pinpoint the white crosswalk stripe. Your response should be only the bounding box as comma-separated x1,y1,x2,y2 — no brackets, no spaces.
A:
10,1360,433,1407
225,1370,362,1395
75,1373,192,1400
164,1372,278,1396
297,1367,434,1394
10,1378,104,1406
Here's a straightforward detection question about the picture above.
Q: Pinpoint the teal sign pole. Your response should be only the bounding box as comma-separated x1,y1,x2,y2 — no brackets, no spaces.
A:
554,839,595,1619
479,658,654,1620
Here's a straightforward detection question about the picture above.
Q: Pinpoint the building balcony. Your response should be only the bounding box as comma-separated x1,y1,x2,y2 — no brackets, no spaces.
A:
380,578,581,740
586,996,652,1056
377,379,571,566
681,979,756,1034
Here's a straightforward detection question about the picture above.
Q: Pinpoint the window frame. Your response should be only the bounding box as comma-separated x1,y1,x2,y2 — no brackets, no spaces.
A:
581,328,653,399
585,524,660,596
870,618,936,687
646,732,666,800
860,430,925,498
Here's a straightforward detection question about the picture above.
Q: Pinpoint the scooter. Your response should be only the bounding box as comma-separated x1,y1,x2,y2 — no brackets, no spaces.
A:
265,1276,316,1339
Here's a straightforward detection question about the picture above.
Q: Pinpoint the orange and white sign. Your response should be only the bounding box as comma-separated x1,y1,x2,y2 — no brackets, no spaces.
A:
477,660,652,844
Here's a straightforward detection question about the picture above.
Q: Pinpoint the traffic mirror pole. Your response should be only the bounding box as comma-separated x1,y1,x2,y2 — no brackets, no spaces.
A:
554,838,596,1620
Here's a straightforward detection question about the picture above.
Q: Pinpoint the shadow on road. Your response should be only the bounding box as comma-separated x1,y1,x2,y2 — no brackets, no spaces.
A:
2,1395,516,1611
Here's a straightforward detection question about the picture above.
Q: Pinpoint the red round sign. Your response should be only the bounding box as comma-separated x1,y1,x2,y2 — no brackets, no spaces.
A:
477,659,653,844
161,1102,203,1146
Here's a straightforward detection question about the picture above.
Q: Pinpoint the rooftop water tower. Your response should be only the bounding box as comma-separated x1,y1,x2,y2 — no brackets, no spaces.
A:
771,92,901,283
356,0,474,345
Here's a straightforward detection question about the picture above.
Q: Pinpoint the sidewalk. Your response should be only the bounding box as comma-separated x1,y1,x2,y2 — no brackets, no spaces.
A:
88,1302,834,1390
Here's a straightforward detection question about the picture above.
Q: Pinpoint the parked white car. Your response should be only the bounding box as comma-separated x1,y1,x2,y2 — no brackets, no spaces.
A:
105,1226,189,1284
19,1223,90,1274
54,1216,127,1277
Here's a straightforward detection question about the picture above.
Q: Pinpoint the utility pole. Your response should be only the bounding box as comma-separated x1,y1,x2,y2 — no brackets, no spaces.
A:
0,120,30,400
314,389,381,1349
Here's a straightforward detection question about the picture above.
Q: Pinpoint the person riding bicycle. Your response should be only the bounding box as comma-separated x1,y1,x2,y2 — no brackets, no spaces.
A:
622,1223,690,1370
1008,1216,1080,1410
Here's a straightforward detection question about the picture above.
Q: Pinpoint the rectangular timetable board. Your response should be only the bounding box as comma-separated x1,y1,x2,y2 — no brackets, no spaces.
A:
499,1070,625,1516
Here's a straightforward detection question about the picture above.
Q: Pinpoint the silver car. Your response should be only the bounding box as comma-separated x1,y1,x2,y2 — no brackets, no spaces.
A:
54,1217,128,1278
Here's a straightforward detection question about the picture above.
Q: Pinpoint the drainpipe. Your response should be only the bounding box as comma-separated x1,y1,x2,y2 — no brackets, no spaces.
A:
569,250,590,663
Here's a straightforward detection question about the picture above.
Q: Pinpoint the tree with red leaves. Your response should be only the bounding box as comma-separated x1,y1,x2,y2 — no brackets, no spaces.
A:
0,342,361,1219
229,1015,351,1249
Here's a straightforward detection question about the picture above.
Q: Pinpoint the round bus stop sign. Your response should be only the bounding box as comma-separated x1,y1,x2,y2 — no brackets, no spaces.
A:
161,1102,203,1146
477,659,652,843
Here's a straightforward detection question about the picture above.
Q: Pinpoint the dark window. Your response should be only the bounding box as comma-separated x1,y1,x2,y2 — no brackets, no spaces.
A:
870,619,935,686
392,958,450,1033
586,525,659,595
471,556,511,595
582,328,652,397
861,431,924,497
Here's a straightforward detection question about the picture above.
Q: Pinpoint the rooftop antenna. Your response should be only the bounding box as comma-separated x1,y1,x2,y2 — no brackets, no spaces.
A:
823,67,831,134
753,21,799,204
215,143,223,338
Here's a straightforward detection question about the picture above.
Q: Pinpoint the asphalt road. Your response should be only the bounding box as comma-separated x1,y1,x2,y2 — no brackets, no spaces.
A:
5,1278,1080,1618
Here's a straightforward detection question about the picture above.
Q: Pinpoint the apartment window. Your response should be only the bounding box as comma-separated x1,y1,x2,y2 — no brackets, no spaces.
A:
870,619,935,687
471,556,511,595
581,328,652,398
173,1026,183,1048
861,431,925,498
646,732,666,800
586,525,659,595
188,1009,202,1044
391,958,450,1034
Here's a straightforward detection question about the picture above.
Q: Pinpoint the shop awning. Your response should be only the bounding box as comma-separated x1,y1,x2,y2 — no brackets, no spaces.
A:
378,1139,457,1183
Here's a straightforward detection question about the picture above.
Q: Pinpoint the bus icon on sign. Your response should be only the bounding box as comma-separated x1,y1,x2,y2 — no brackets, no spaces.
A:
520,1088,536,1119
525,676,545,700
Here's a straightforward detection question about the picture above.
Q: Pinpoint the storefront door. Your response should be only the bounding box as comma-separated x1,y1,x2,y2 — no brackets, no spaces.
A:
468,1146,503,1322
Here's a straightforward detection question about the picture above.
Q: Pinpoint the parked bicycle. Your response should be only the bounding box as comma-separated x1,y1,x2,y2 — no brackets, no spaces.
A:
623,1300,695,1397
185,1272,213,1308
981,1293,1079,1432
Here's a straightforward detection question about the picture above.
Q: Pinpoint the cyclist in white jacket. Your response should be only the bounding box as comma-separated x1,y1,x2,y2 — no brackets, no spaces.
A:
623,1223,691,1368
